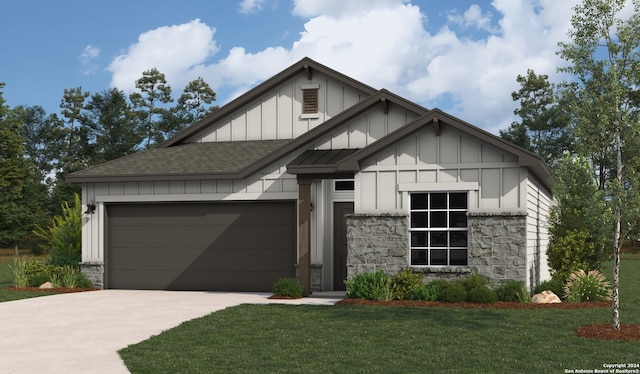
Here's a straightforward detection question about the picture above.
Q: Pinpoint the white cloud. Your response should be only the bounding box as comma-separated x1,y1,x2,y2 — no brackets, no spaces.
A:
107,19,218,93
238,0,265,14
106,1,583,133
79,44,100,75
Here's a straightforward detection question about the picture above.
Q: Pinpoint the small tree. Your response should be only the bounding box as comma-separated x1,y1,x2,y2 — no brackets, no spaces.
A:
34,194,82,267
547,154,612,281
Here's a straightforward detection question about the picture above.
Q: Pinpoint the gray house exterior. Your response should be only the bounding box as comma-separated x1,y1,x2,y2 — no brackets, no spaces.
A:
67,57,553,295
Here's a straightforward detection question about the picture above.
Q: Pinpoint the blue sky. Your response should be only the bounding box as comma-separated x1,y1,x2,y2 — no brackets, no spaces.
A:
0,0,583,134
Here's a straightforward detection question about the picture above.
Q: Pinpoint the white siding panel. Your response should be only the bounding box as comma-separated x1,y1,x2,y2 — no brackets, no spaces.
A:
419,170,437,183
262,94,278,139
502,168,520,208
460,137,480,163
440,169,458,183
440,130,459,164
359,172,377,210
185,181,201,194
398,170,417,184
460,169,479,184
277,88,294,139
247,101,262,140
169,181,185,194
418,133,438,164
397,137,417,165
480,169,500,209
378,171,397,210
350,116,368,147
201,180,216,194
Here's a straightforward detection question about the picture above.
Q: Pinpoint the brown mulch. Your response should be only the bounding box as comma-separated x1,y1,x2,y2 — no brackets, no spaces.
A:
337,298,640,342
5,287,99,293
336,298,610,309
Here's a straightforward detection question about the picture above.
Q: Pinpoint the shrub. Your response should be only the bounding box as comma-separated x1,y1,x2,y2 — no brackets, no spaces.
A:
454,272,490,294
424,279,450,300
494,280,530,303
534,278,566,300
467,286,498,303
50,265,93,289
391,270,423,300
406,284,438,301
345,271,393,301
437,282,467,303
33,194,82,267
563,269,612,302
11,256,49,288
272,277,303,298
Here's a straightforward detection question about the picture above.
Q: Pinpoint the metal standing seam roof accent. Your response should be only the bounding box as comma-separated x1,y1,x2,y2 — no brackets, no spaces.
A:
65,140,292,182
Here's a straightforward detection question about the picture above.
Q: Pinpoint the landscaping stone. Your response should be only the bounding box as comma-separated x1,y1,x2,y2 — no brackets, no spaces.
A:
39,282,54,289
532,290,561,303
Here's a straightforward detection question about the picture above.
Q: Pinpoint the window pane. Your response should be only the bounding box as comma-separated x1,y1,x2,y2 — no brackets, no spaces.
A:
450,231,467,247
449,212,467,228
430,249,447,265
411,193,428,209
430,212,447,227
411,212,428,228
411,250,428,265
430,193,447,209
334,180,354,191
411,232,428,247
430,231,447,247
449,193,467,209
450,249,467,265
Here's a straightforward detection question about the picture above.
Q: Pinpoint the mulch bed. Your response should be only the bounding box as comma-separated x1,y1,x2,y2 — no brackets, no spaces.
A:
337,298,640,342
5,287,99,293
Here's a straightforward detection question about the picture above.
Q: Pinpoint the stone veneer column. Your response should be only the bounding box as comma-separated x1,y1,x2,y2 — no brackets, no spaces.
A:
467,212,527,284
80,262,104,289
346,213,408,278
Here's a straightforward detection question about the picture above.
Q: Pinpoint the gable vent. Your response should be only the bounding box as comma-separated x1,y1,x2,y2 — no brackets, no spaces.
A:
302,88,318,114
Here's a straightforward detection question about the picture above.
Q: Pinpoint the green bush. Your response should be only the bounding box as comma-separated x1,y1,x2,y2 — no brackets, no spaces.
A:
437,282,467,303
272,277,303,298
534,278,566,300
11,256,49,287
563,269,612,302
494,280,530,303
28,271,51,287
406,284,438,301
33,194,82,267
345,271,393,301
467,286,498,303
454,273,490,293
424,279,449,300
50,265,93,288
391,270,423,300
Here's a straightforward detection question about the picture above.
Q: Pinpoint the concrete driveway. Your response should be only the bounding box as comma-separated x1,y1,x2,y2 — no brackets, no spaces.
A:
0,290,342,374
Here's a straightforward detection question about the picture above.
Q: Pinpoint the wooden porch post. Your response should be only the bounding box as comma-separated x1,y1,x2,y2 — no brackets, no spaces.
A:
298,178,312,296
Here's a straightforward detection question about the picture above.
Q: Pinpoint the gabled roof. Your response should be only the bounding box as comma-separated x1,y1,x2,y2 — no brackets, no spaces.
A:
66,89,428,183
160,57,380,148
65,140,291,182
286,109,554,192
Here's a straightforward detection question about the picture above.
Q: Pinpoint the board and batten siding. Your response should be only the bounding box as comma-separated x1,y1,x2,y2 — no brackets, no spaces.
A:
354,124,526,212
525,178,552,285
185,71,369,143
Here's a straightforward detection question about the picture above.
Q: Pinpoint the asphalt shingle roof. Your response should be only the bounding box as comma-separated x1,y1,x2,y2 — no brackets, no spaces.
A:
66,139,292,182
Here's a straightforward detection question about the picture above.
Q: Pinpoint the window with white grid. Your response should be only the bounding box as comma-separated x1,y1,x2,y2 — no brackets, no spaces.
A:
409,192,468,266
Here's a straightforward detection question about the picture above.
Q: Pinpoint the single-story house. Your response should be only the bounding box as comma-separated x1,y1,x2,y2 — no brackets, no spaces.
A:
67,57,553,295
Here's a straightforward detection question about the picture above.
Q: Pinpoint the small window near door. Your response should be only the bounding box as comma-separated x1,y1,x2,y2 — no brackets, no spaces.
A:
334,180,354,191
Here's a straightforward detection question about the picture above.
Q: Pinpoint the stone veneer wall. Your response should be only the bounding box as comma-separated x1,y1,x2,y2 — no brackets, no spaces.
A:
80,262,104,289
345,211,528,286
467,212,527,284
346,213,408,278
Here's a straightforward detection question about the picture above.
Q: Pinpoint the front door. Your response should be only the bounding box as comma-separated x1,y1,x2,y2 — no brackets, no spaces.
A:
333,202,354,291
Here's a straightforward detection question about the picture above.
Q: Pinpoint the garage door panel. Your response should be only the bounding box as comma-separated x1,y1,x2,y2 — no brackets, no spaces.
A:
107,201,296,291
109,269,294,291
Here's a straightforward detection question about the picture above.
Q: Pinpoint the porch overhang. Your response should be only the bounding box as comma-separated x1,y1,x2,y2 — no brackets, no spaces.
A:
287,149,358,296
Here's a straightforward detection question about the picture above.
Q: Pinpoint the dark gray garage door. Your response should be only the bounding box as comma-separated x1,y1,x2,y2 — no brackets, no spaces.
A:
106,201,296,291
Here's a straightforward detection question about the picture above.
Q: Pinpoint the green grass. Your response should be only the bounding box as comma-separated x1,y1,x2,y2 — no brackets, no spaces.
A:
120,255,640,373
0,252,53,302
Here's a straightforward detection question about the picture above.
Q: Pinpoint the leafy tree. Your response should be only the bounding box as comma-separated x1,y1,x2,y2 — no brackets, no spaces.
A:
17,105,54,179
500,70,572,167
175,77,218,122
557,0,640,330
0,84,41,247
547,154,612,281
85,88,142,164
129,68,173,147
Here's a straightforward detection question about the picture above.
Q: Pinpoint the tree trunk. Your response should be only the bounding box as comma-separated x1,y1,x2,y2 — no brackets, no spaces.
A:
612,123,622,331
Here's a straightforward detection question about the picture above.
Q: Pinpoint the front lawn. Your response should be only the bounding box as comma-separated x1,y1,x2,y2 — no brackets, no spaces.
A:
119,255,640,373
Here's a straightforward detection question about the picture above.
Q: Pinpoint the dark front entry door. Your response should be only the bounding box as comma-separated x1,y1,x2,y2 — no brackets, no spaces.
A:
333,202,354,291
